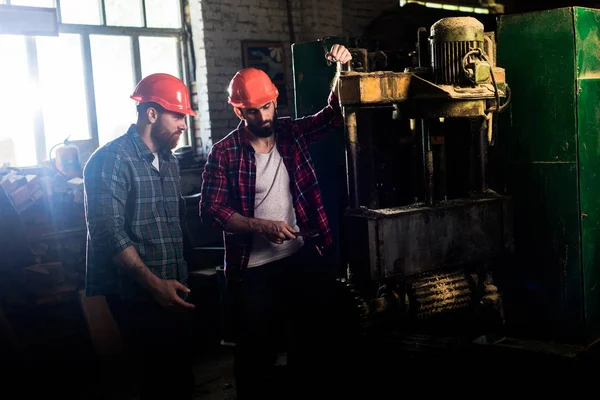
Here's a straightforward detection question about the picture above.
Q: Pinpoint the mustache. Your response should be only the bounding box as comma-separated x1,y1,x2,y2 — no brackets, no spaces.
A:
247,122,275,138
247,111,279,138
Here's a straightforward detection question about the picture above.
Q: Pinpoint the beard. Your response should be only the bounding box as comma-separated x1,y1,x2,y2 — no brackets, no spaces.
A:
246,110,279,138
151,127,181,150
164,133,181,149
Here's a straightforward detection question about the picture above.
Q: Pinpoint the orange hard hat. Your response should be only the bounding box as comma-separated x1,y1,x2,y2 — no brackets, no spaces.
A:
227,68,279,109
131,73,197,117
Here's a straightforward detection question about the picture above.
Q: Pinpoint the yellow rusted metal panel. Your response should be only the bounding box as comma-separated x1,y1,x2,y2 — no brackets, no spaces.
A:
338,71,412,105
338,71,502,106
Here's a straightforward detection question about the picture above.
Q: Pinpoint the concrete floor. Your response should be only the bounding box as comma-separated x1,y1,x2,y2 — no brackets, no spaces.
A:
3,332,595,399
4,288,598,398
191,346,236,400
1,347,238,400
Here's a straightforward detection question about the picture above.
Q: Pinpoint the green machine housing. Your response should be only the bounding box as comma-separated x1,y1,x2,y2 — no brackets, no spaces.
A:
291,36,350,274
498,7,600,346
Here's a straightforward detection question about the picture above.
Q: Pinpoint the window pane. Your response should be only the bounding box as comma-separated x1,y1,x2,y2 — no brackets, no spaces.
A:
105,0,143,27
90,35,135,146
145,0,181,28
10,0,55,7
0,36,37,167
139,36,180,79
60,0,102,25
37,34,90,150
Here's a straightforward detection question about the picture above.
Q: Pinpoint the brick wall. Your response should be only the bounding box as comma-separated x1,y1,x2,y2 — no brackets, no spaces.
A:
188,0,343,150
342,0,397,37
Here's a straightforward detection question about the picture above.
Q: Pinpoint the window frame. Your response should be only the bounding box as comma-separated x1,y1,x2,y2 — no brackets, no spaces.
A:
2,0,191,166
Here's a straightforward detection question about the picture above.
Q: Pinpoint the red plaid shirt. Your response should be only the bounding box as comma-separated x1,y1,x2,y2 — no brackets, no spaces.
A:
199,92,342,281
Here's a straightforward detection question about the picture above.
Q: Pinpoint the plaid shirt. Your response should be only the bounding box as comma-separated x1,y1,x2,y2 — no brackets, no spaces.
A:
83,124,187,300
199,92,342,281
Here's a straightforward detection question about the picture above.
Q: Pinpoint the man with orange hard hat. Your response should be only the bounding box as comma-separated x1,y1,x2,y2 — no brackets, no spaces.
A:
200,45,352,399
83,73,198,400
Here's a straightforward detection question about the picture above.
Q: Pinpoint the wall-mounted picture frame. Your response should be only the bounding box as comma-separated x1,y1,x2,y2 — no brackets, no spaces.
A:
241,40,288,108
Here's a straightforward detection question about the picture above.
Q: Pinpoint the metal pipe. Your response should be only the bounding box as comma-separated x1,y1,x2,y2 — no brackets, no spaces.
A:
439,135,448,202
82,34,100,149
132,35,142,84
141,0,148,28
285,0,296,45
409,119,419,203
344,107,360,209
417,27,429,68
426,151,434,206
468,120,476,193
26,37,46,165
100,0,107,25
479,120,488,193
421,119,434,206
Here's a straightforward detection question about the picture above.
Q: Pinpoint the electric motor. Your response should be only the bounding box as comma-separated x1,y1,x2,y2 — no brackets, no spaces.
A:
430,17,484,85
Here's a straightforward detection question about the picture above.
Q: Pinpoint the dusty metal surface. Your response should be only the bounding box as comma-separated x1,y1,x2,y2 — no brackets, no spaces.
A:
491,67,505,83
433,82,502,99
430,16,485,43
421,120,434,206
345,195,514,280
398,99,486,118
338,68,506,111
338,71,412,105
343,108,360,209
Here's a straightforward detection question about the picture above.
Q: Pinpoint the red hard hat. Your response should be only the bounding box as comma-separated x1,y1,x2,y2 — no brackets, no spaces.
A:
131,73,197,117
227,68,279,109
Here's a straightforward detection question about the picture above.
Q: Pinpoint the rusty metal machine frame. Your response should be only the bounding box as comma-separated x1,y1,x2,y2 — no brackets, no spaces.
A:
336,17,513,324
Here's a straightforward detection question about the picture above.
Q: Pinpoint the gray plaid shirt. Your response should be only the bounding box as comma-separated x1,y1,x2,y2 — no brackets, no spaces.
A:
83,124,187,300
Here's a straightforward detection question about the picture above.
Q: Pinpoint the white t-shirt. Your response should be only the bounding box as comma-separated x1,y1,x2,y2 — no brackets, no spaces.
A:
152,152,159,171
247,145,303,268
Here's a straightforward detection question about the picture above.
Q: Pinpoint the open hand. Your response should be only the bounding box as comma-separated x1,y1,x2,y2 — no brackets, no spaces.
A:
150,279,195,311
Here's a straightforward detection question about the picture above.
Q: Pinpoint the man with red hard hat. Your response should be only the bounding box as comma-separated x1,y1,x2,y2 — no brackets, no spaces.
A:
83,73,197,399
200,45,352,399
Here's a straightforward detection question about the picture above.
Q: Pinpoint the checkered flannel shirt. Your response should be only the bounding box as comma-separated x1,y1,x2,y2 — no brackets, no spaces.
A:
199,92,343,281
83,124,187,300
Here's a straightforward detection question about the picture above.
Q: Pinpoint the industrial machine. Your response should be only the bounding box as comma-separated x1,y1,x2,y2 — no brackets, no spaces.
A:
329,15,512,336
291,5,600,375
